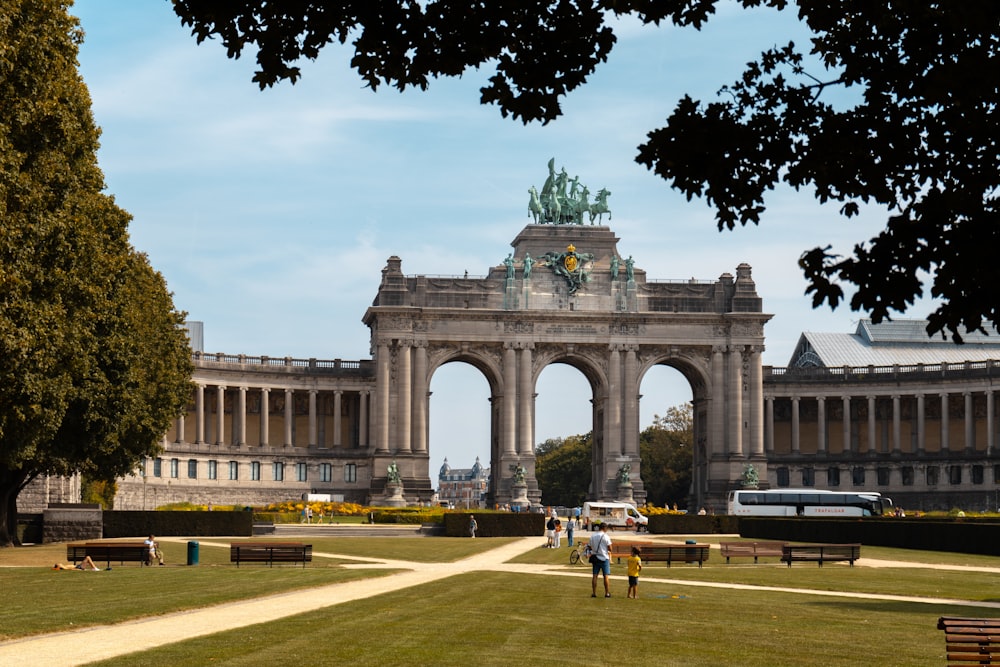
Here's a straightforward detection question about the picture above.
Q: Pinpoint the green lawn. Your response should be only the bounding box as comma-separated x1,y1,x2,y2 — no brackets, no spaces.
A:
83,570,974,667
3,536,998,665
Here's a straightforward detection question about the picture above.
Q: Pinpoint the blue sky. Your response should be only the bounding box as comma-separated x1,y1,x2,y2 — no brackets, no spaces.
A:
72,2,931,482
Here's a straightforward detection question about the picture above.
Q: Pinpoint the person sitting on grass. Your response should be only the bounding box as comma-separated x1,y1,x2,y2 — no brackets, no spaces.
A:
53,556,100,571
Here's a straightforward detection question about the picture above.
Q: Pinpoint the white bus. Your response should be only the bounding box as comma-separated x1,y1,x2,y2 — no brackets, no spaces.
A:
727,489,893,517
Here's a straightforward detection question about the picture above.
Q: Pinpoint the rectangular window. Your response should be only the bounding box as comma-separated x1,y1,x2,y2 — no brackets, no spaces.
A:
994,464,1000,484
876,467,889,486
208,460,218,480
273,462,284,482
345,463,357,483
296,463,308,482
852,466,866,486
927,465,939,486
827,467,840,487
901,466,914,486
949,465,963,485
776,467,789,487
153,458,162,478
320,463,332,483
170,458,179,479
229,461,239,481
251,461,261,481
973,465,984,485
188,459,198,479
801,468,815,487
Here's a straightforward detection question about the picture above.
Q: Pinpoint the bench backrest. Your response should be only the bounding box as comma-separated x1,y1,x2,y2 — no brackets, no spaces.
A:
938,617,1000,666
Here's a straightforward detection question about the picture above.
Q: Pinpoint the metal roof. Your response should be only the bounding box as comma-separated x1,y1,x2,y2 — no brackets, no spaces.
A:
787,319,1000,368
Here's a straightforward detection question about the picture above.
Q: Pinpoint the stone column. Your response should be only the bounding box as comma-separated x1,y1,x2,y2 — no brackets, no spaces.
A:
359,389,369,449
284,388,294,447
175,414,185,444
333,390,343,448
916,393,925,454
503,344,517,455
748,346,764,456
842,396,851,453
988,390,995,456
790,397,800,454
376,343,391,453
623,345,639,456
237,386,247,446
396,341,412,453
308,389,318,448
711,346,726,456
195,383,205,444
216,385,226,446
816,396,826,454
867,395,877,455
413,342,428,453
607,345,622,456
940,392,950,453
728,346,743,457
964,391,974,452
518,345,534,454
260,387,270,447
892,394,901,453
765,396,775,453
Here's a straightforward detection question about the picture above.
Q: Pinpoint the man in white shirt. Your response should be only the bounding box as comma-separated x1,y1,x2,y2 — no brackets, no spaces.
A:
588,523,612,598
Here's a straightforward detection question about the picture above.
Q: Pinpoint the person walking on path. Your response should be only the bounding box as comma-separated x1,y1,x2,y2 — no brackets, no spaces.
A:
588,523,612,598
469,515,478,538
627,546,643,599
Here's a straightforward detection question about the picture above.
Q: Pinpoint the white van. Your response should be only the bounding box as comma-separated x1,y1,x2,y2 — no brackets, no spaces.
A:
582,502,648,531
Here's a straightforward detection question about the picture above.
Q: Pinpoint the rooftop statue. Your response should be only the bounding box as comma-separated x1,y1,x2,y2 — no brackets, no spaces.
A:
530,158,611,225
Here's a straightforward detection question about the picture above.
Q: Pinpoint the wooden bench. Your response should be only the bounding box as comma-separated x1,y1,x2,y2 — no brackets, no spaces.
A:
230,542,312,567
780,543,861,567
609,542,709,567
938,616,1000,666
67,542,150,568
719,541,787,564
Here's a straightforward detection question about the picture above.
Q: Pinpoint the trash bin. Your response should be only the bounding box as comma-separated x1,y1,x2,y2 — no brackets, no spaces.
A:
685,539,697,564
187,540,199,566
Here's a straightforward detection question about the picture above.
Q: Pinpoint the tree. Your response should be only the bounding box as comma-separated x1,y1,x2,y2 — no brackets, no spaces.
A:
0,0,193,546
172,1,1000,341
534,435,591,507
640,404,693,507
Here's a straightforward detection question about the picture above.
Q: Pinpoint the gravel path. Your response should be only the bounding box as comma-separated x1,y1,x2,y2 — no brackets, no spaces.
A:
2,539,999,666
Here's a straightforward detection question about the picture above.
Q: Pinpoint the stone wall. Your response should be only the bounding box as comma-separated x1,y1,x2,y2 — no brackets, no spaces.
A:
42,504,102,543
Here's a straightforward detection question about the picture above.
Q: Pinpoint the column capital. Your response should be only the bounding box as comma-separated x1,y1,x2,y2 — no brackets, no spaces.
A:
217,385,228,392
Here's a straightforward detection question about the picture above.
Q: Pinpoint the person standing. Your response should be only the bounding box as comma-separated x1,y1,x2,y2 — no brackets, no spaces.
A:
588,523,612,598
627,546,643,599
545,514,556,548
553,518,562,548
469,515,478,538
566,516,575,548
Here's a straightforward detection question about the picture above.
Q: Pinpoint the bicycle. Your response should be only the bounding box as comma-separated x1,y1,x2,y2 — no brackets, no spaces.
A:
569,543,592,565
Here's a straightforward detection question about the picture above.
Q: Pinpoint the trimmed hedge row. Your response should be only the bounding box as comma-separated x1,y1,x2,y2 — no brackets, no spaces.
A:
740,517,1000,556
648,514,740,534
103,510,253,538
443,512,544,537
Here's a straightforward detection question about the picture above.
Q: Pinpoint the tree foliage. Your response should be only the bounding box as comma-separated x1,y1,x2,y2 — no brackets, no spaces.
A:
173,1,1000,341
535,435,591,507
0,0,193,546
639,404,693,507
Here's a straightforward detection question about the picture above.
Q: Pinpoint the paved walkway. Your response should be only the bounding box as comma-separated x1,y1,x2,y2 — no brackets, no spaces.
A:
2,539,999,666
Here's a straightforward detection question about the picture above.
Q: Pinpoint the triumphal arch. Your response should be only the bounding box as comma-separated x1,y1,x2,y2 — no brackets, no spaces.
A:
363,161,771,510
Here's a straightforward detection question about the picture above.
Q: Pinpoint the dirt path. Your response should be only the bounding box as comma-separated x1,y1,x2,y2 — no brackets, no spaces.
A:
2,540,999,666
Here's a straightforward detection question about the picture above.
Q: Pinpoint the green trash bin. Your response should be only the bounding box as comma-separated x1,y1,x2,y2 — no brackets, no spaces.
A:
187,540,199,566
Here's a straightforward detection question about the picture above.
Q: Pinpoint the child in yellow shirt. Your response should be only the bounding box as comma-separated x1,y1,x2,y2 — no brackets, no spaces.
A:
627,546,642,599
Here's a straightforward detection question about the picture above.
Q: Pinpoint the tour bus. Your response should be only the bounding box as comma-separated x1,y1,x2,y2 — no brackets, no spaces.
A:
727,489,893,517
582,502,649,531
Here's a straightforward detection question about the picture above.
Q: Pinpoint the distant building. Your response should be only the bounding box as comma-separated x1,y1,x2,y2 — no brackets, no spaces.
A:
437,457,489,509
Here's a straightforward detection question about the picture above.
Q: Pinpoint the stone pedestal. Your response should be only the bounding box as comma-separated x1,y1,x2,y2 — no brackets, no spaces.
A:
510,481,530,511
616,482,634,504
383,482,406,508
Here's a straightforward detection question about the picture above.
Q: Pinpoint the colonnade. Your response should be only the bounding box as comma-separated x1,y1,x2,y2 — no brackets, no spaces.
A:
172,383,371,450
764,389,997,456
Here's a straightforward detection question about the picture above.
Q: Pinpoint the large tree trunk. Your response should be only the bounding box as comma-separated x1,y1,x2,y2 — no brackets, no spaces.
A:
0,468,29,548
